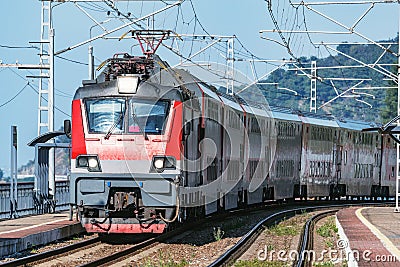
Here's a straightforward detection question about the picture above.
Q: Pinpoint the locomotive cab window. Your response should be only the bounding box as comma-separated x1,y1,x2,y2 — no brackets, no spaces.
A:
85,98,126,134
128,99,169,134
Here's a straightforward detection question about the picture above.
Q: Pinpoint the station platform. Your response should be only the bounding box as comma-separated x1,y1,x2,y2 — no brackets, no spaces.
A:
336,206,400,266
0,211,84,258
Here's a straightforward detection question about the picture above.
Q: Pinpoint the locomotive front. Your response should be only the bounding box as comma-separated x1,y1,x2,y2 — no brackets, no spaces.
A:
68,54,183,234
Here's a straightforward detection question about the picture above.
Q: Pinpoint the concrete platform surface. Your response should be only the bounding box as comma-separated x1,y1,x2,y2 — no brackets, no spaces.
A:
0,212,84,258
337,206,400,267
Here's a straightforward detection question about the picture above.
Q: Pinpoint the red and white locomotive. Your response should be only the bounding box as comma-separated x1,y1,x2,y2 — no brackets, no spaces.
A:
65,52,395,234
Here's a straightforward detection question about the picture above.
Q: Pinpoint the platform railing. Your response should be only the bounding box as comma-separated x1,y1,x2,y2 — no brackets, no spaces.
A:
0,180,70,219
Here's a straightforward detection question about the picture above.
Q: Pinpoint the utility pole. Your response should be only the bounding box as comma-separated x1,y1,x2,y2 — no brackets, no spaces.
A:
37,0,56,199
310,61,317,113
88,46,94,80
395,3,400,212
10,126,17,218
226,37,234,95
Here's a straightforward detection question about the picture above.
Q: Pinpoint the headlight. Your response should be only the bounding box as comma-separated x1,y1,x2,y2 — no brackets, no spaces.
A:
154,158,164,169
78,157,88,167
152,156,176,172
88,158,98,169
76,155,101,172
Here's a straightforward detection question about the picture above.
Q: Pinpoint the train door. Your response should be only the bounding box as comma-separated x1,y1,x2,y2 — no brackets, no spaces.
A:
181,98,203,219
334,144,342,183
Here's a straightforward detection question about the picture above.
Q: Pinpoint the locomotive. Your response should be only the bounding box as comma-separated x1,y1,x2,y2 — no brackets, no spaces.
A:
64,52,395,234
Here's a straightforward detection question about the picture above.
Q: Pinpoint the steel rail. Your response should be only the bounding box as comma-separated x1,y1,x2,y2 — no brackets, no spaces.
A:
0,236,100,267
78,236,159,267
77,204,280,267
207,202,392,267
295,209,338,267
0,202,274,267
208,207,306,267
1,201,392,267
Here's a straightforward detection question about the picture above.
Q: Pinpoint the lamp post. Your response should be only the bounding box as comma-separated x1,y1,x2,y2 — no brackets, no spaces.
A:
88,19,111,80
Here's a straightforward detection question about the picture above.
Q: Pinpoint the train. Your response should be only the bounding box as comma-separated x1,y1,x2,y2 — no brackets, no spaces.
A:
63,52,396,234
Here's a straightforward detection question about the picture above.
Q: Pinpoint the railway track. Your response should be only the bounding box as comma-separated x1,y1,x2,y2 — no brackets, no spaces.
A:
0,234,157,267
78,236,159,267
0,236,101,267
0,203,267,266
295,209,338,267
208,202,391,267
1,201,391,267
208,207,307,267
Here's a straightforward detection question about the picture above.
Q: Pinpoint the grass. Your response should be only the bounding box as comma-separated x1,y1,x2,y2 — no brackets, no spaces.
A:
316,217,338,238
268,224,298,236
266,217,302,237
316,216,338,248
235,259,288,267
213,226,225,241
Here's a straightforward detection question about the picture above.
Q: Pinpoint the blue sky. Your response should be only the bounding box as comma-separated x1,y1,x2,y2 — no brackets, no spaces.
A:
0,0,399,174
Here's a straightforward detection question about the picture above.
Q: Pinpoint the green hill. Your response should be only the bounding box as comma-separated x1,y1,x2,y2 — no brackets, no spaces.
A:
260,36,399,123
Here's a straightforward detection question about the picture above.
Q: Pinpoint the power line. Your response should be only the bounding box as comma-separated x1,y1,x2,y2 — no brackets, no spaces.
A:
56,55,88,65
27,83,70,117
0,44,39,50
7,67,71,117
0,42,88,66
0,82,29,108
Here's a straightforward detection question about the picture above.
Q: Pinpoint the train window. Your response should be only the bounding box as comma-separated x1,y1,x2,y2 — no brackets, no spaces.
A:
227,110,238,129
227,159,240,181
344,151,347,165
392,166,395,178
369,164,374,178
354,164,358,178
277,160,294,177
249,160,258,180
250,117,261,133
207,99,219,121
128,99,169,134
207,157,218,181
85,98,126,134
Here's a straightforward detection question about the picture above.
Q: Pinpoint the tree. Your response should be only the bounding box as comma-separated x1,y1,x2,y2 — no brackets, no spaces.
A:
381,65,398,123
381,87,397,123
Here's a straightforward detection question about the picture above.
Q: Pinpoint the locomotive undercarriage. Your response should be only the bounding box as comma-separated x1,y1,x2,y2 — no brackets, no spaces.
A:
71,173,179,234
80,188,174,221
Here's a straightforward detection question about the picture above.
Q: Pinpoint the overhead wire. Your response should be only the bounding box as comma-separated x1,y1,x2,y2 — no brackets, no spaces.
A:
27,83,70,117
56,55,88,65
81,2,108,12
0,41,88,66
265,0,380,112
0,82,29,108
6,67,71,117
0,44,39,49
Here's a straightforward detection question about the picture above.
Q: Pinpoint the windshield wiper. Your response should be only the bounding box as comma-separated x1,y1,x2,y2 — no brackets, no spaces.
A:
104,112,124,140
131,109,149,141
